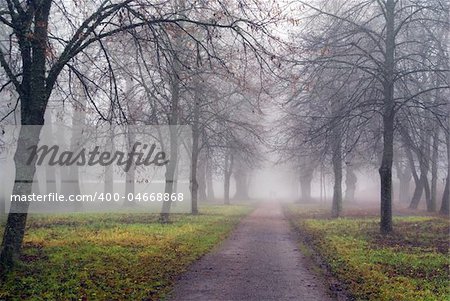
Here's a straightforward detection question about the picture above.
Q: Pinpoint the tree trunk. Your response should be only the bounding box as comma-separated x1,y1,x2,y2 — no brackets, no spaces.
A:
439,5,449,216
409,174,425,209
197,155,207,202
395,147,412,203
104,126,114,195
224,175,231,205
299,176,312,202
424,175,432,211
440,122,449,214
224,174,231,205
233,168,249,200
160,72,180,223
224,151,233,205
160,126,179,223
331,109,342,217
440,177,449,214
124,164,135,207
122,128,137,207
398,175,411,204
331,138,342,218
298,159,315,202
63,94,87,210
0,126,45,271
379,111,395,233
44,113,57,194
345,165,357,202
409,135,431,210
0,164,5,217
0,1,52,272
423,133,433,211
190,98,200,215
403,145,420,205
405,146,419,185
190,143,199,214
205,156,215,201
379,0,396,234
430,121,440,212
125,164,135,202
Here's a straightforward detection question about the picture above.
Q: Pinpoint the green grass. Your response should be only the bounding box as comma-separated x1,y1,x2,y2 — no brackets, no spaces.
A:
0,205,252,300
286,205,450,301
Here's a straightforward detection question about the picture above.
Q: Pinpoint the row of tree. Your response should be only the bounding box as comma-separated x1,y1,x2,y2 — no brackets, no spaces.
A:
0,0,448,275
0,0,271,273
276,0,449,232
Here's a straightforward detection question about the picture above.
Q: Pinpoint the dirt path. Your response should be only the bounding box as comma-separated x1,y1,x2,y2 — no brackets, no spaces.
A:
168,203,335,301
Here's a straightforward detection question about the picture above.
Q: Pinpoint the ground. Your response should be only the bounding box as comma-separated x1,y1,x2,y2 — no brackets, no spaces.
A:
285,204,450,301
0,205,251,300
1,202,447,301
169,203,334,301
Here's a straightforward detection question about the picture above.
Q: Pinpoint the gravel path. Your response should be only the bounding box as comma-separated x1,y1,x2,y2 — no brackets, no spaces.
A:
168,203,335,301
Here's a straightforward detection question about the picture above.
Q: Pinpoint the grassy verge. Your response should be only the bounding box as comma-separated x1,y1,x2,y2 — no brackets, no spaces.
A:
0,205,252,300
285,205,450,301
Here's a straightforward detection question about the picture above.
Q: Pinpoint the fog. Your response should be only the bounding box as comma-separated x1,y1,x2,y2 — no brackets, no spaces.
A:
0,0,448,272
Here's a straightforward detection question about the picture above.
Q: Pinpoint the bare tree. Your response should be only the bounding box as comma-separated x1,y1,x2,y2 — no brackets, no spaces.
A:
291,0,449,232
0,0,273,271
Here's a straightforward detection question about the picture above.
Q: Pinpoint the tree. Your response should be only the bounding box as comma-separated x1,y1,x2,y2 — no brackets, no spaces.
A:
345,162,358,203
293,0,449,232
0,0,272,272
